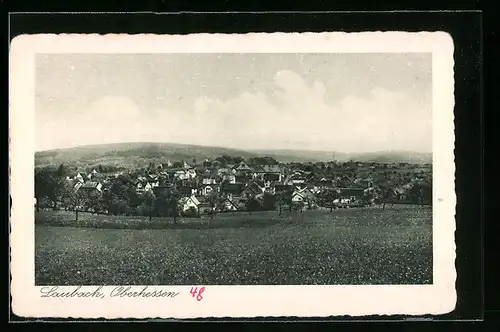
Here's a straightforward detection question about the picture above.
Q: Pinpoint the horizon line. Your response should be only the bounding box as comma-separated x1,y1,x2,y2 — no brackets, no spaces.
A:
35,141,432,155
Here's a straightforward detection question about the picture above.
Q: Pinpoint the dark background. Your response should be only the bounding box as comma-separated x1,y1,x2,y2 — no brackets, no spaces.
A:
3,0,489,328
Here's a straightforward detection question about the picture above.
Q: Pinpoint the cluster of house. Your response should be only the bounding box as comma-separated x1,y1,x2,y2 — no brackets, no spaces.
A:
65,158,430,214
66,169,104,193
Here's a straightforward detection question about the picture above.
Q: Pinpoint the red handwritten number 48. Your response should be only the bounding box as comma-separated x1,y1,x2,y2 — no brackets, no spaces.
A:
190,287,205,301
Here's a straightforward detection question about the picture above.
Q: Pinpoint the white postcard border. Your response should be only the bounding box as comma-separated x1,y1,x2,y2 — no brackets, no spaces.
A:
10,32,456,319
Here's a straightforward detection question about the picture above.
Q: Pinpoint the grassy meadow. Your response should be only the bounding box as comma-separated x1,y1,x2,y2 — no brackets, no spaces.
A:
35,205,432,285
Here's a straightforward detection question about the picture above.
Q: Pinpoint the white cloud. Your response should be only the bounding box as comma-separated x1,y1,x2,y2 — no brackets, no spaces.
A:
37,96,143,150
36,70,431,153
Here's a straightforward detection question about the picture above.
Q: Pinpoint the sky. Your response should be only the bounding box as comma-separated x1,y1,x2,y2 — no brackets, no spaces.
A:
35,53,432,153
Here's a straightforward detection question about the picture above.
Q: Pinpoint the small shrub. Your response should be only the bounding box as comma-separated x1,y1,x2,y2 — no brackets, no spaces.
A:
182,206,200,218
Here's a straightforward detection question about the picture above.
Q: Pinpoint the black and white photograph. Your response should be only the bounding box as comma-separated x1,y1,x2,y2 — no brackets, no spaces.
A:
33,52,434,286
10,32,456,318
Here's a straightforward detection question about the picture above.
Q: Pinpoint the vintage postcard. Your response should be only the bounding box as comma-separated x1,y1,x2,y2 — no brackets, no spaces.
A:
10,32,456,319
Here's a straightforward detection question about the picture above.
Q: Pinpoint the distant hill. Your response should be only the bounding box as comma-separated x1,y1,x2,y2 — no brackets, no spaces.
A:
35,142,432,169
248,149,343,163
250,149,432,164
346,151,432,164
35,142,260,169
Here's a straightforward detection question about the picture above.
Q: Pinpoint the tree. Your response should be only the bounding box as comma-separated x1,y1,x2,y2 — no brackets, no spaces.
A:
73,190,83,222
101,174,134,215
276,192,284,216
248,156,278,166
57,163,69,178
262,192,276,211
35,167,65,210
292,200,305,213
183,206,200,218
127,186,141,213
34,169,45,212
166,187,181,223
276,189,292,216
82,189,101,213
215,156,228,167
95,195,108,214
233,156,244,164
377,184,395,210
302,164,314,172
362,188,376,206
207,190,219,219
61,183,84,221
410,182,431,206
264,156,278,165
245,197,261,215
317,188,340,213
143,190,156,221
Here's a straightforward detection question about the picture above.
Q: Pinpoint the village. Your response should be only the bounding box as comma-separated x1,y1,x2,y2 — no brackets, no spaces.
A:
35,156,433,219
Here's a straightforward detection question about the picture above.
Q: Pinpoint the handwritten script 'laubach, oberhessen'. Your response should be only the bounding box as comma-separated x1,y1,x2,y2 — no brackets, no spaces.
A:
40,286,179,299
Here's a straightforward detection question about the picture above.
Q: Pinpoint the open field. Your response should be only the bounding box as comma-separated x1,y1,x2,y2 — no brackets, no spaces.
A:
35,206,432,285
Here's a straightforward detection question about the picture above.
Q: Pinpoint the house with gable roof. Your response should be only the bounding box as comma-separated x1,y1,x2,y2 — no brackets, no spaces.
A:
136,182,145,193
75,172,85,183
177,183,198,197
178,195,201,213
202,177,217,185
219,183,245,211
252,165,265,179
143,182,153,192
394,183,413,202
182,160,192,170
284,171,306,186
200,177,219,196
77,182,103,204
86,169,98,180
261,165,283,182
217,167,235,175
70,179,84,192
239,180,265,203
234,161,253,175
335,187,366,206
291,186,316,209
201,183,219,196
218,168,236,183
291,185,315,201
174,169,194,181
